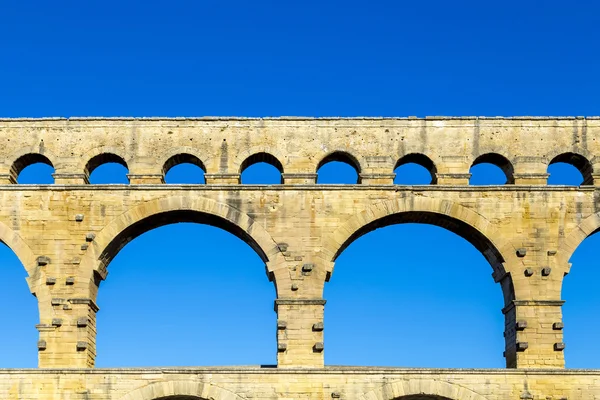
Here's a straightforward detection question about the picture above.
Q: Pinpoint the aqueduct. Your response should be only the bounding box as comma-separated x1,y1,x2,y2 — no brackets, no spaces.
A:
0,116,599,399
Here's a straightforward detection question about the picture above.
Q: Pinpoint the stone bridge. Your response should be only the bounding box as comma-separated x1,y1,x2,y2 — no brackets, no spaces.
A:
0,117,599,399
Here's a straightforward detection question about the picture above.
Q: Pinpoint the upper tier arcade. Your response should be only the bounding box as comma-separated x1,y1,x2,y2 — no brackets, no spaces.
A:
0,116,598,185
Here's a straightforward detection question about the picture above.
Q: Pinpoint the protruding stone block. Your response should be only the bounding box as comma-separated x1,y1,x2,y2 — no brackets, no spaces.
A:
541,267,552,276
277,320,287,330
524,268,534,277
291,283,299,291
85,233,96,242
37,256,50,266
65,277,75,285
51,318,62,327
554,342,566,351
312,322,324,331
77,317,89,327
516,320,527,330
313,342,324,352
277,243,288,252
277,343,287,352
74,214,84,222
302,263,314,272
553,322,564,330
516,341,529,351
51,298,64,306
516,248,527,257
45,277,56,285
37,340,47,350
76,341,88,351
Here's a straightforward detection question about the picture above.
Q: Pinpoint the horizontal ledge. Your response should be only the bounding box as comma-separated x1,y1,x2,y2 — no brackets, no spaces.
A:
275,299,327,306
0,185,594,192
0,366,599,375
502,299,565,314
0,116,598,121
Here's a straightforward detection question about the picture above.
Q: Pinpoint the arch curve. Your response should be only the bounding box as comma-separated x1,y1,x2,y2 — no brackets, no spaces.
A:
10,152,54,183
232,146,287,175
86,195,282,280
317,150,361,173
162,153,207,177
77,146,130,177
325,196,516,303
548,152,593,185
471,153,514,184
85,152,128,177
117,380,243,400
239,152,284,184
360,379,490,400
394,153,438,184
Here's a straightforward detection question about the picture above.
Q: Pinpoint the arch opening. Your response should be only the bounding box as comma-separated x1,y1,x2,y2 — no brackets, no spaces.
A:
95,212,275,367
163,154,206,184
394,154,437,185
12,153,54,184
240,152,283,184
0,241,38,367
86,153,129,184
317,151,360,184
325,212,509,368
548,153,592,185
469,153,514,185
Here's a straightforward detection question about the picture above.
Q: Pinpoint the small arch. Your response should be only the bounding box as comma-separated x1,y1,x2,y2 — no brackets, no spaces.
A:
317,151,361,184
240,152,283,184
394,153,437,184
11,153,54,184
548,152,593,185
163,153,206,184
85,153,129,184
470,153,514,185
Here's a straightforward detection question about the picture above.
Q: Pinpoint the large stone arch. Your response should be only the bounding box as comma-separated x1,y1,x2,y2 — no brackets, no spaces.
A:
323,195,519,303
360,379,490,400
117,380,243,400
83,195,284,290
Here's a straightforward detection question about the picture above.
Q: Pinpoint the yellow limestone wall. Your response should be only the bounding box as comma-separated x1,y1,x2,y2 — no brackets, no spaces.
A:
0,117,599,399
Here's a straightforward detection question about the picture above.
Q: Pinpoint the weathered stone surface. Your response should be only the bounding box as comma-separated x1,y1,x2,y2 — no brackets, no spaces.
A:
0,117,599,398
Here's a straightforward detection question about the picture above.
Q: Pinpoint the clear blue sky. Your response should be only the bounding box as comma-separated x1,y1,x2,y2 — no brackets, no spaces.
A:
0,1,599,369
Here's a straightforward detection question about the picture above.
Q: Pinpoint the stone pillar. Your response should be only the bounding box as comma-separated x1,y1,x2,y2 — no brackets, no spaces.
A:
359,173,395,185
0,173,15,184
591,172,600,187
36,284,99,368
513,173,549,185
205,173,240,184
436,173,471,185
53,173,88,184
32,251,100,368
282,173,317,185
127,174,162,184
503,300,565,368
275,299,325,368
